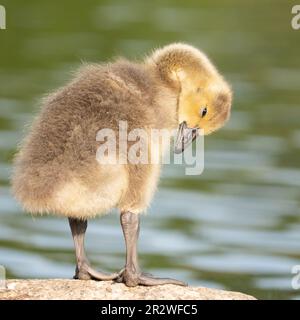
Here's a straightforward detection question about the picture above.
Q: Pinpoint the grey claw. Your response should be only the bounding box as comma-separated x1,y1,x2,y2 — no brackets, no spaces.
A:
87,266,119,281
139,274,187,287
115,268,187,287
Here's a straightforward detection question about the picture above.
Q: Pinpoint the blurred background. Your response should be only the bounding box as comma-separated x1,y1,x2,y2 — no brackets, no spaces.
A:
0,0,300,299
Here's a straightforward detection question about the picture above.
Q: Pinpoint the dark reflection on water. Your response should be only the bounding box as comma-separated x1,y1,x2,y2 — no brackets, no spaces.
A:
0,0,300,299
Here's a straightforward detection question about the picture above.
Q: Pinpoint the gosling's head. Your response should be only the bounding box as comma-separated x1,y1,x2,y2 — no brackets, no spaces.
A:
147,43,232,152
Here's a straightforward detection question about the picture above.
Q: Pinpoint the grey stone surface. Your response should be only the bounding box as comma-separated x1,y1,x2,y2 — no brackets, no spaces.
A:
0,279,256,300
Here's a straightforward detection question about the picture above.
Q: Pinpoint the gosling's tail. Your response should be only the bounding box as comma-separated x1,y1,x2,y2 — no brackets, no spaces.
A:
11,156,63,215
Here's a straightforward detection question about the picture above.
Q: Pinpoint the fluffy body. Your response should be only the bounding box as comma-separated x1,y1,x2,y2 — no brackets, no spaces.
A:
12,43,232,219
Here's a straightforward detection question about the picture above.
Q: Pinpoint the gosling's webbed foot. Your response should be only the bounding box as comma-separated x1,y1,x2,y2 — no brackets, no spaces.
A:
118,212,188,287
69,218,120,281
74,262,119,281
115,268,187,287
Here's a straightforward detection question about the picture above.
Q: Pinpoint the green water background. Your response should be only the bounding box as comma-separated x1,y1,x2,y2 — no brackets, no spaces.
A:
0,0,300,299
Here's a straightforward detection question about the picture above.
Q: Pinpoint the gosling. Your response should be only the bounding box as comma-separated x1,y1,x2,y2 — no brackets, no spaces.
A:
12,43,232,287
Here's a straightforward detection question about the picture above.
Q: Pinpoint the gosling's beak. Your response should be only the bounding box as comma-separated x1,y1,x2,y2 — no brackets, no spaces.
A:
174,121,199,154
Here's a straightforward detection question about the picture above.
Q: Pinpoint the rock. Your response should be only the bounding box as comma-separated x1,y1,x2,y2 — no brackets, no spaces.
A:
0,279,256,300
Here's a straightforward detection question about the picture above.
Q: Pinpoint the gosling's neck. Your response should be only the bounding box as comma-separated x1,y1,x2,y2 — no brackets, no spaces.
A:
144,63,180,130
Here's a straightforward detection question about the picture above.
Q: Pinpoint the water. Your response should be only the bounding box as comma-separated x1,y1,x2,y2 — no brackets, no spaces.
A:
0,0,300,299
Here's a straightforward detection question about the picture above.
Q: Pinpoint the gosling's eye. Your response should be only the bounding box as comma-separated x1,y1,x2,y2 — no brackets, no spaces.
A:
200,106,207,118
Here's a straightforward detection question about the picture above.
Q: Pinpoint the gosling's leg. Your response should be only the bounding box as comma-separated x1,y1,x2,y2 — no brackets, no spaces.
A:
116,211,187,287
68,217,119,281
